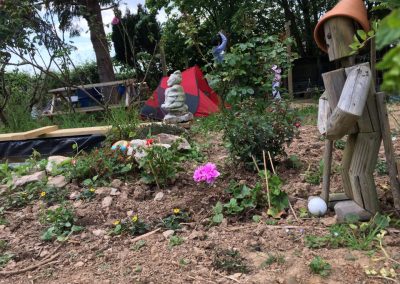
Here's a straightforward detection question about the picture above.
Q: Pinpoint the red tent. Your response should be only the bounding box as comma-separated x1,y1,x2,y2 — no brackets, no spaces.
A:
141,66,220,120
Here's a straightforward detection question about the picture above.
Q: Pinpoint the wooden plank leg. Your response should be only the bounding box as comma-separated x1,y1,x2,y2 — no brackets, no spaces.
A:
349,132,381,213
376,92,400,210
321,140,333,203
341,134,357,199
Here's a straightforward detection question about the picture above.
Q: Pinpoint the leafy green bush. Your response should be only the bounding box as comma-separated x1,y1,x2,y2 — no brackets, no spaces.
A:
138,143,181,188
212,175,288,222
40,204,83,241
223,98,298,170
206,34,295,103
62,147,136,182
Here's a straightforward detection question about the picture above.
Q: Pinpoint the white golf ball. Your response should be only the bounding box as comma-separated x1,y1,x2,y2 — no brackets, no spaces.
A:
308,196,328,216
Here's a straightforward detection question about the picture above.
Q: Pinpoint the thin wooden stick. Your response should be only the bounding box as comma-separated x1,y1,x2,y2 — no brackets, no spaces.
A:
251,155,261,173
0,252,60,275
130,228,161,243
267,151,276,174
214,271,241,283
288,199,299,222
263,151,271,208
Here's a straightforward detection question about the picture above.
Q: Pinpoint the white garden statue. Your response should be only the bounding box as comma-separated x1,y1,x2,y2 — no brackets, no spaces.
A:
161,70,193,124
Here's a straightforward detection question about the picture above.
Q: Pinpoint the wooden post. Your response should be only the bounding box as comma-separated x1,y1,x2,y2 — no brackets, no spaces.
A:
376,92,400,210
321,140,333,203
285,21,293,98
320,68,349,201
323,17,356,61
370,36,376,89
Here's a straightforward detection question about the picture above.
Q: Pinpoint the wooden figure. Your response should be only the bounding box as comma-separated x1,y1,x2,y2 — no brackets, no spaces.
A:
313,0,398,216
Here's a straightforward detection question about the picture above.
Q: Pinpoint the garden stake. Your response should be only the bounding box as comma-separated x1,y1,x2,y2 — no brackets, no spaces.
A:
251,155,261,173
267,151,276,174
267,151,298,221
262,150,271,209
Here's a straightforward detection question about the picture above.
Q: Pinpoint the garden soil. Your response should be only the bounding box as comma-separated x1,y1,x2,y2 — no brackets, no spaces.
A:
1,104,400,284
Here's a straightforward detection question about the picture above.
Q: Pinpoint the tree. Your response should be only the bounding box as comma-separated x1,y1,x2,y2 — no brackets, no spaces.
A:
112,4,161,69
45,0,119,102
147,0,339,60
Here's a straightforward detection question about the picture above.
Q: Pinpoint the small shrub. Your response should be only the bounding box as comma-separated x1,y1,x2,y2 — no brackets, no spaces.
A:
40,204,83,241
213,249,249,274
138,143,181,187
309,256,331,276
223,98,298,171
62,147,136,182
104,107,140,144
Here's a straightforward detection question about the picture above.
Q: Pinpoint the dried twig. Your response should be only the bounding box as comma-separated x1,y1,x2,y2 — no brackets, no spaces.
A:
288,199,299,223
0,243,63,276
130,228,161,243
214,271,241,283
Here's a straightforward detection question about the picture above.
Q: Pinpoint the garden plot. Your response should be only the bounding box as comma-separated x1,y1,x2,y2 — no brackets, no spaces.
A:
0,106,399,283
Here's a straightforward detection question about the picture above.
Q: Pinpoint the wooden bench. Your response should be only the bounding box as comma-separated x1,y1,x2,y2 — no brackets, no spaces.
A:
43,79,140,117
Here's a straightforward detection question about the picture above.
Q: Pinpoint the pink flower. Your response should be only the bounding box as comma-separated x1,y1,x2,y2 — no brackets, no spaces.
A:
111,17,120,25
193,163,220,184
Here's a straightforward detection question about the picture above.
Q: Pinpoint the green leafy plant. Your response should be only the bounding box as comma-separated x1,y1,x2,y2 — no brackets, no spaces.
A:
211,202,224,225
375,159,388,176
309,256,331,276
223,98,299,170
260,253,285,268
334,139,346,150
304,160,324,185
213,249,249,274
78,187,96,201
0,253,13,268
40,186,68,206
286,154,303,169
161,208,190,230
138,143,181,188
5,181,47,209
111,215,149,236
40,204,83,241
169,235,184,247
305,214,390,250
62,147,136,182
131,240,147,251
349,1,400,92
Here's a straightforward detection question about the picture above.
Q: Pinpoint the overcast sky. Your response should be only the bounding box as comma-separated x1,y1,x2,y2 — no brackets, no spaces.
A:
9,0,167,73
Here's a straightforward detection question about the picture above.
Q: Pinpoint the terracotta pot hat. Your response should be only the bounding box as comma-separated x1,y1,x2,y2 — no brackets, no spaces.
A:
314,0,370,53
